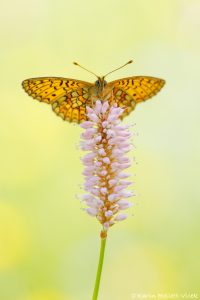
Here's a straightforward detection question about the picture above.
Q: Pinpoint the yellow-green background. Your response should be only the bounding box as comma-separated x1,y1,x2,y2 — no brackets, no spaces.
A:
0,0,199,299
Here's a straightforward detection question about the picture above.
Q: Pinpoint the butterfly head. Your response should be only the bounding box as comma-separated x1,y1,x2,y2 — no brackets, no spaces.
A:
95,77,107,90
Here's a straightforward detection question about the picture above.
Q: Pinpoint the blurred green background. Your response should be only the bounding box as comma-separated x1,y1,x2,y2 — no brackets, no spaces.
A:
0,0,200,299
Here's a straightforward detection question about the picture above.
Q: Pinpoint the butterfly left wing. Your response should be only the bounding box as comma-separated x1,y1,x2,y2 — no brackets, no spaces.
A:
22,77,93,123
107,76,165,118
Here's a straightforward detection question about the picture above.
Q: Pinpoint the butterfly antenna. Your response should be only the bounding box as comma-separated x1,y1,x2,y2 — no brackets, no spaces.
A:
73,62,99,79
103,60,133,78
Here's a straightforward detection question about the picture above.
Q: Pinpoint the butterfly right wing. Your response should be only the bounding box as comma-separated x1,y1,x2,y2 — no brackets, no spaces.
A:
107,76,165,118
22,77,93,123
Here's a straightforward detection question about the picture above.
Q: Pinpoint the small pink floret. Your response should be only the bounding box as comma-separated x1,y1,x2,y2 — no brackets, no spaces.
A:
80,121,94,129
114,214,128,221
103,157,110,164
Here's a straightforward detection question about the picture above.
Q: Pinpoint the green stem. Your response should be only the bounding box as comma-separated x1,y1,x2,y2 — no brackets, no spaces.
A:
92,234,107,300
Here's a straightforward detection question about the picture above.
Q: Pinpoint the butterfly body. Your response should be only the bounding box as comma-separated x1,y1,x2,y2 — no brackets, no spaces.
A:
22,71,165,123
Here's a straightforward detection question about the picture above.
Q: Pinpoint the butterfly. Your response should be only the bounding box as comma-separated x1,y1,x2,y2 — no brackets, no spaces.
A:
22,60,165,123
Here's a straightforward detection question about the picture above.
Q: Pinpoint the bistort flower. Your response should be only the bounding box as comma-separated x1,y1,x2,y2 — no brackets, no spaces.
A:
80,100,133,236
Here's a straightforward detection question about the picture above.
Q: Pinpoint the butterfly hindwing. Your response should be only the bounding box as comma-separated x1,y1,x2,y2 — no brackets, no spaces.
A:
108,76,165,118
109,87,137,118
52,87,92,123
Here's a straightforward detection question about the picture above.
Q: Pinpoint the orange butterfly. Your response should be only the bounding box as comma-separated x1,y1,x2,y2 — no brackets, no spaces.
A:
22,60,165,123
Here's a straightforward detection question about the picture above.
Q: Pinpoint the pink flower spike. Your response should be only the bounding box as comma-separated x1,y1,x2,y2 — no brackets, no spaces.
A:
81,100,133,231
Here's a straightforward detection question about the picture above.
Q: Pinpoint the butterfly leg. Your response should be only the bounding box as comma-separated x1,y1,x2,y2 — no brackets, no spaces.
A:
107,90,115,106
111,90,114,104
90,96,94,108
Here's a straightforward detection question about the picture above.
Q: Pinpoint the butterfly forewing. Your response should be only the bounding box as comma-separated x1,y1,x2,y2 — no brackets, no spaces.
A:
22,77,93,123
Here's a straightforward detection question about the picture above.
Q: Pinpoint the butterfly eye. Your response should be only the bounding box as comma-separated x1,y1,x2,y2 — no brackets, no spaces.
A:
95,80,101,87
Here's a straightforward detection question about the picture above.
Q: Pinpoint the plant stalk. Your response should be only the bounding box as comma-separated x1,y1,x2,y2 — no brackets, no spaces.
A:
92,232,107,300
